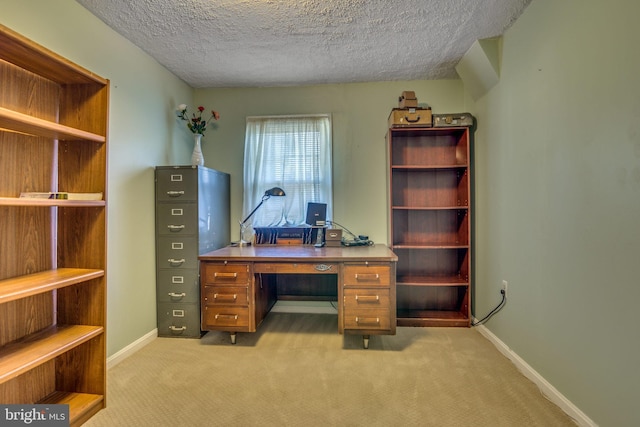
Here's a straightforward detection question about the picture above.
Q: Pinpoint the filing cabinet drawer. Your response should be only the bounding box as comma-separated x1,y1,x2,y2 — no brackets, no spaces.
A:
343,309,391,331
202,306,250,329
157,270,199,303
343,264,392,286
156,168,198,202
202,286,249,306
202,263,250,284
156,203,198,235
343,288,390,309
157,236,198,269
157,302,201,338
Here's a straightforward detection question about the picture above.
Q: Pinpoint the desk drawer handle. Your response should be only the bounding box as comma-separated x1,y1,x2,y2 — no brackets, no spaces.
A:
167,224,185,231
168,258,186,266
166,190,185,197
355,295,380,302
168,292,186,298
356,317,380,324
215,314,239,320
214,272,238,278
355,273,380,281
214,293,237,301
169,326,187,331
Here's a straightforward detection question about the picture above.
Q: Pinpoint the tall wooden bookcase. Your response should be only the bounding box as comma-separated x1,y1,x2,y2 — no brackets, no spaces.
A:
0,24,109,424
387,125,472,327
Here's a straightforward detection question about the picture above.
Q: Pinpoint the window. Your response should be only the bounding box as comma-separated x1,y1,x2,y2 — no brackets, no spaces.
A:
243,114,332,229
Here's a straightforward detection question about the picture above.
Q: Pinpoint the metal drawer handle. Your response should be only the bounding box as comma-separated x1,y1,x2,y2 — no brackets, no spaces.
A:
355,295,380,302
215,314,239,320
214,272,238,278
355,273,380,281
355,317,380,324
168,258,186,266
166,190,185,197
167,224,185,231
169,326,187,331
214,293,237,301
168,292,186,298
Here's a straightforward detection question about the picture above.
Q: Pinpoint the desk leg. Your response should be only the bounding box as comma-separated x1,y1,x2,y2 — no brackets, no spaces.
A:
230,332,237,344
363,335,370,349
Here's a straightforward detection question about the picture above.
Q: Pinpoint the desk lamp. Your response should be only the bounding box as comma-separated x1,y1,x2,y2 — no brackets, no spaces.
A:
236,187,285,246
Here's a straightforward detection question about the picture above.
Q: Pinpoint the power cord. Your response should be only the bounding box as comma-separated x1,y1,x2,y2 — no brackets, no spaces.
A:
471,289,507,326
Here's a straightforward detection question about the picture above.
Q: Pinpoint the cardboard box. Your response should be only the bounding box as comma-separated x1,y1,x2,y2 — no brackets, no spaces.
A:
398,91,418,108
388,107,432,128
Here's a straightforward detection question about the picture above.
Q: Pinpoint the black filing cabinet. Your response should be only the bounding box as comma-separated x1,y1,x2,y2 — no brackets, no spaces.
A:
155,165,230,337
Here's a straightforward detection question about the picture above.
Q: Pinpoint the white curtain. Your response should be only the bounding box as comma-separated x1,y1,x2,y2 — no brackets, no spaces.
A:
243,114,332,229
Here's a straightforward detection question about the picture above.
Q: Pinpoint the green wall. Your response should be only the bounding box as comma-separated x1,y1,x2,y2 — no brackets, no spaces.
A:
3,0,639,425
1,0,194,357
194,83,464,242
471,1,640,426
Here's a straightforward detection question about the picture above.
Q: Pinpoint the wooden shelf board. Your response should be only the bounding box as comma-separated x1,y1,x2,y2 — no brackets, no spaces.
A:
392,206,469,210
0,23,107,85
0,268,104,304
397,276,469,286
392,206,468,212
397,310,470,327
39,391,104,427
0,324,104,385
391,164,468,170
392,243,469,249
0,107,106,142
0,197,105,207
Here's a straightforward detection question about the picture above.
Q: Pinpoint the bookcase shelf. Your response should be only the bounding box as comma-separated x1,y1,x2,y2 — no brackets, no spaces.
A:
0,107,106,142
388,125,473,327
0,23,108,424
0,268,104,304
0,197,106,207
0,324,104,384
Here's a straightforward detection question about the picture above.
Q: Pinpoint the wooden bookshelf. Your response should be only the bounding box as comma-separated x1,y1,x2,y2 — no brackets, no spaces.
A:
387,125,473,327
0,23,108,424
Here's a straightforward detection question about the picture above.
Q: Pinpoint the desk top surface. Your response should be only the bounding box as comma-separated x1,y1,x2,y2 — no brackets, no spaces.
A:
200,244,397,262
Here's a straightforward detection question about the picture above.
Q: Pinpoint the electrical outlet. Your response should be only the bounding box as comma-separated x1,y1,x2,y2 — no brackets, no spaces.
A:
501,280,508,296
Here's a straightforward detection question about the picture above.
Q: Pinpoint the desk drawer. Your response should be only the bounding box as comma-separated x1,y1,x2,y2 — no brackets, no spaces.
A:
202,306,250,328
343,309,391,331
254,262,338,274
343,265,392,286
203,286,249,306
202,263,250,284
343,288,390,309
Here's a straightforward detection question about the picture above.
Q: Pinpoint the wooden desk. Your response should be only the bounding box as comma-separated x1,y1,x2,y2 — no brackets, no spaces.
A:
199,245,397,348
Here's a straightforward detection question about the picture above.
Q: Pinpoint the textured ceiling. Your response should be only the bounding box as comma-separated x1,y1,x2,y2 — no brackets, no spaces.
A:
76,0,531,88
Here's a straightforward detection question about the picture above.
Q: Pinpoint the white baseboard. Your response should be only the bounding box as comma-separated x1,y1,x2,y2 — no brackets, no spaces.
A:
106,328,157,370
475,323,597,427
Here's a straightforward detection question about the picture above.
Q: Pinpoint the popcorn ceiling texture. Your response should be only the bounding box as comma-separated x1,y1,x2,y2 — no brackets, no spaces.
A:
76,0,531,88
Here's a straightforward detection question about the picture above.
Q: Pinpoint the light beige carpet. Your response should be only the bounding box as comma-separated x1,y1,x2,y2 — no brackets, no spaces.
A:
85,312,575,426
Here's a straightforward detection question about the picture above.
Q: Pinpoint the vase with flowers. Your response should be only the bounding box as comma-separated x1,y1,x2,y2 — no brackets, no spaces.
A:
176,104,220,166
